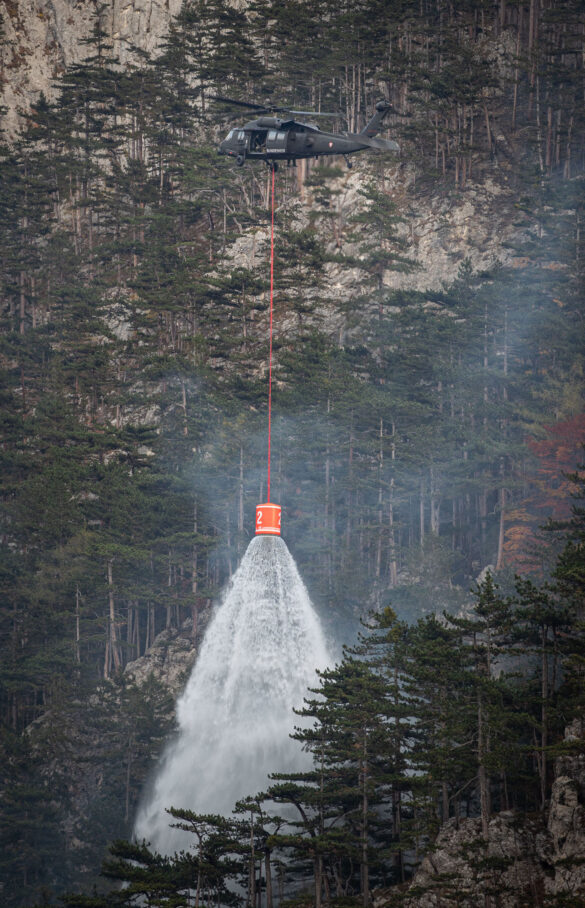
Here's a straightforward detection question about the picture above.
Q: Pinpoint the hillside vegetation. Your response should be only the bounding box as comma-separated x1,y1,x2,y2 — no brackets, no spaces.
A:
0,0,584,904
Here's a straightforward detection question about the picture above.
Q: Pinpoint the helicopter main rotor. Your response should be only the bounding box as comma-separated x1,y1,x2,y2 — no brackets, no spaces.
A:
210,95,339,118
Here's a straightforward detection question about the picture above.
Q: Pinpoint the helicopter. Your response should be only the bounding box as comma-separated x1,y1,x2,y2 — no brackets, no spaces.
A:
215,97,399,170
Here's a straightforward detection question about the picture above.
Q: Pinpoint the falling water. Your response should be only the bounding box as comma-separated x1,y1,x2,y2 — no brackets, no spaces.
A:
134,534,331,855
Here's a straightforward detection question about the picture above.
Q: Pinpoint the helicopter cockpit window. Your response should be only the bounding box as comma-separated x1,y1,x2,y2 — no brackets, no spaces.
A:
268,130,277,141
226,129,235,140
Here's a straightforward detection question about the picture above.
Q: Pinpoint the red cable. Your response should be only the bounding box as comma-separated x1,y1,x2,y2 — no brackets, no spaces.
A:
267,166,275,503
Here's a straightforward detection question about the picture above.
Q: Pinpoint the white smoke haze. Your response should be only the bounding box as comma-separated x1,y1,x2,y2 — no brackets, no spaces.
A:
134,534,331,855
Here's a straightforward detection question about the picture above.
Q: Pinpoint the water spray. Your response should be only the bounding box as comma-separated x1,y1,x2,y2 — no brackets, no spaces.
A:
134,535,329,854
256,165,281,537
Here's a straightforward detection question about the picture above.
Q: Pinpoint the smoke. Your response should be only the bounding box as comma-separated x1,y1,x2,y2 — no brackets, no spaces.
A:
134,534,331,855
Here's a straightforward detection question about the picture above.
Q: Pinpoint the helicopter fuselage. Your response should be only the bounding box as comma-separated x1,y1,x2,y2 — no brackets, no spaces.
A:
218,116,385,167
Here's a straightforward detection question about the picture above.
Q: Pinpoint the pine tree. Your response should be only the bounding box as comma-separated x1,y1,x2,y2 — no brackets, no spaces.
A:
405,614,474,830
289,633,409,902
445,575,517,837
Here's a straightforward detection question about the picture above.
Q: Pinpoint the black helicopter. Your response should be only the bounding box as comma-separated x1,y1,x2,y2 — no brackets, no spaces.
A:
215,97,399,169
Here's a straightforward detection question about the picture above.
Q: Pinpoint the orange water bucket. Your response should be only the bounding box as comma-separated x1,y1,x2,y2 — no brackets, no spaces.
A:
255,503,281,536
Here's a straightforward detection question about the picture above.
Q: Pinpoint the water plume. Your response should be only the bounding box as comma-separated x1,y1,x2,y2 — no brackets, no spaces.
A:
134,534,330,855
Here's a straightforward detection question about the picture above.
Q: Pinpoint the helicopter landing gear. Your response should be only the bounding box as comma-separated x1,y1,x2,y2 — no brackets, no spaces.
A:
236,154,245,166
267,161,279,173
344,155,353,169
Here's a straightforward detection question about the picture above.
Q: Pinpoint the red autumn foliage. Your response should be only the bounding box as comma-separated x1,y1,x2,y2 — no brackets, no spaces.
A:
503,413,585,575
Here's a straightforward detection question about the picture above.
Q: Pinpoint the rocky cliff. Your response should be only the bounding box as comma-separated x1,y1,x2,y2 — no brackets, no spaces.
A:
229,162,531,351
393,718,585,907
0,0,182,136
123,622,200,695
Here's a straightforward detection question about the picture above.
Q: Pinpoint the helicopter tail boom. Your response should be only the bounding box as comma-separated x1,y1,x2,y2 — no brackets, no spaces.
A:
358,135,400,153
360,100,392,138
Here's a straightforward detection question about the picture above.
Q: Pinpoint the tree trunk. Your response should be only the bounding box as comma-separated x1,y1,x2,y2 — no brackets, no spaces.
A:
192,501,199,640
376,419,383,580
265,849,273,908
75,586,81,665
442,780,449,824
107,559,121,676
346,418,354,551
314,854,322,908
166,549,173,628
419,476,425,545
496,459,506,570
181,381,188,436
540,623,549,809
361,735,369,907
19,270,26,335
239,446,246,535
430,465,440,536
226,509,233,577
248,814,256,908
124,736,133,822
478,694,490,840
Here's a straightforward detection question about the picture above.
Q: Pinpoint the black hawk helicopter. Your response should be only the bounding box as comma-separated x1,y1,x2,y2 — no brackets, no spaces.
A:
215,97,399,170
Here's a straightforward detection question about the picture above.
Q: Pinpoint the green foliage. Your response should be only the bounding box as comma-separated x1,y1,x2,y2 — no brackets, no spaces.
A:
56,508,585,904
1,0,585,902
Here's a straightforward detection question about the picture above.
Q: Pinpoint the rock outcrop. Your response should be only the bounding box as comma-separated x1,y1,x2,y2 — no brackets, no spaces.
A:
398,718,585,906
124,624,199,699
400,813,546,907
539,718,585,901
230,164,531,348
0,0,182,136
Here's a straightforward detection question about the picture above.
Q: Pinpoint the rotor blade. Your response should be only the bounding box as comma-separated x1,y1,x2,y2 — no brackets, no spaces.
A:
209,96,270,112
209,96,339,117
284,109,339,117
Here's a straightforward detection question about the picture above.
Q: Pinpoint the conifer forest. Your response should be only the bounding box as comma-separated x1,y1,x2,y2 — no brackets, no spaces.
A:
1,0,585,905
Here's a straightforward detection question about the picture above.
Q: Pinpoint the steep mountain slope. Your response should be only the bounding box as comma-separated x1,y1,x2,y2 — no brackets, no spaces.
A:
0,1,584,904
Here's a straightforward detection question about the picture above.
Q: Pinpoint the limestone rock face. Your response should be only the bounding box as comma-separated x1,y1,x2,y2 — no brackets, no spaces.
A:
540,718,585,899
0,0,182,136
124,625,198,699
402,813,545,907
228,165,529,349
381,173,520,294
400,718,585,906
